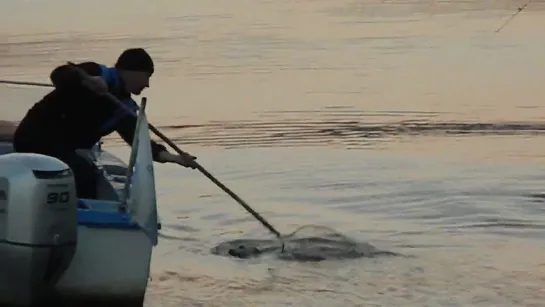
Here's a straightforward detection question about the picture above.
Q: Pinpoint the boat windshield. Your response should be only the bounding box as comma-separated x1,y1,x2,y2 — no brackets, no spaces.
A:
0,83,48,140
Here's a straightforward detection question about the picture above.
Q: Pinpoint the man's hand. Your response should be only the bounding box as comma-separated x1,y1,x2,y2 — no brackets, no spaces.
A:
157,150,197,169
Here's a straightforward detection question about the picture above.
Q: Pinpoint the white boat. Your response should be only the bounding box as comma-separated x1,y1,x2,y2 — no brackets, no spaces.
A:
0,101,160,306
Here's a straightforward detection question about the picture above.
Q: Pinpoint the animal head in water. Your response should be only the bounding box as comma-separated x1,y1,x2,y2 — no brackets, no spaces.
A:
210,239,273,259
227,245,262,259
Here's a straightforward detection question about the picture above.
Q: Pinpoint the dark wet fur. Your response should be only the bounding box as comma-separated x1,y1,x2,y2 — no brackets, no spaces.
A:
211,236,401,261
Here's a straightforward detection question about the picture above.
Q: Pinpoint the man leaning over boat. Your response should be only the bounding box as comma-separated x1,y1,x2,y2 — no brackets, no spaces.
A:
12,48,197,199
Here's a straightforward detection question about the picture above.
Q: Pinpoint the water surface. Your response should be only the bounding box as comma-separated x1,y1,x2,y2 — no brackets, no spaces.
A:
2,0,545,305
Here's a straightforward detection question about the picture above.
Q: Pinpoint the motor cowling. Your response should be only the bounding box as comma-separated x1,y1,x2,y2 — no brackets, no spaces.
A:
0,153,78,306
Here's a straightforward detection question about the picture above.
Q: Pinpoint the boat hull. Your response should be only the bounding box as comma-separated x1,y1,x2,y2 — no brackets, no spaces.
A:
56,225,152,307
0,140,158,307
0,113,160,307
51,197,160,307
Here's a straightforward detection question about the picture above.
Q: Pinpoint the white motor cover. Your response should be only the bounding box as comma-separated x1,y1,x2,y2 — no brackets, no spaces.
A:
0,153,77,246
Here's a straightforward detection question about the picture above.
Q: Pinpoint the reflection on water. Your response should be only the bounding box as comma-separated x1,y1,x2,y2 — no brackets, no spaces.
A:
152,112,545,149
140,147,545,306
2,0,545,305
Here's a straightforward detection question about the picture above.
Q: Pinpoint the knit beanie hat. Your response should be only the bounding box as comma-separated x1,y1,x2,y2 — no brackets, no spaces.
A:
115,48,154,75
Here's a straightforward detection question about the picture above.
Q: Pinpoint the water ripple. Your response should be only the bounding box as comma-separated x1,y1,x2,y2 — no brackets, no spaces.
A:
134,116,545,149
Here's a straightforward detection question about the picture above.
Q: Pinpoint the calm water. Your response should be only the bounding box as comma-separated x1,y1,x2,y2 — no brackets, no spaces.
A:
3,0,545,305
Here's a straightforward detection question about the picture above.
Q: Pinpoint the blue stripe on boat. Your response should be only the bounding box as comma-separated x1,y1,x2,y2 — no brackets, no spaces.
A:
77,199,162,230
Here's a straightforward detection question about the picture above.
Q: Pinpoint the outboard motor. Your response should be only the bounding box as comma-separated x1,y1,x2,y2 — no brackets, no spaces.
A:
0,153,78,306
